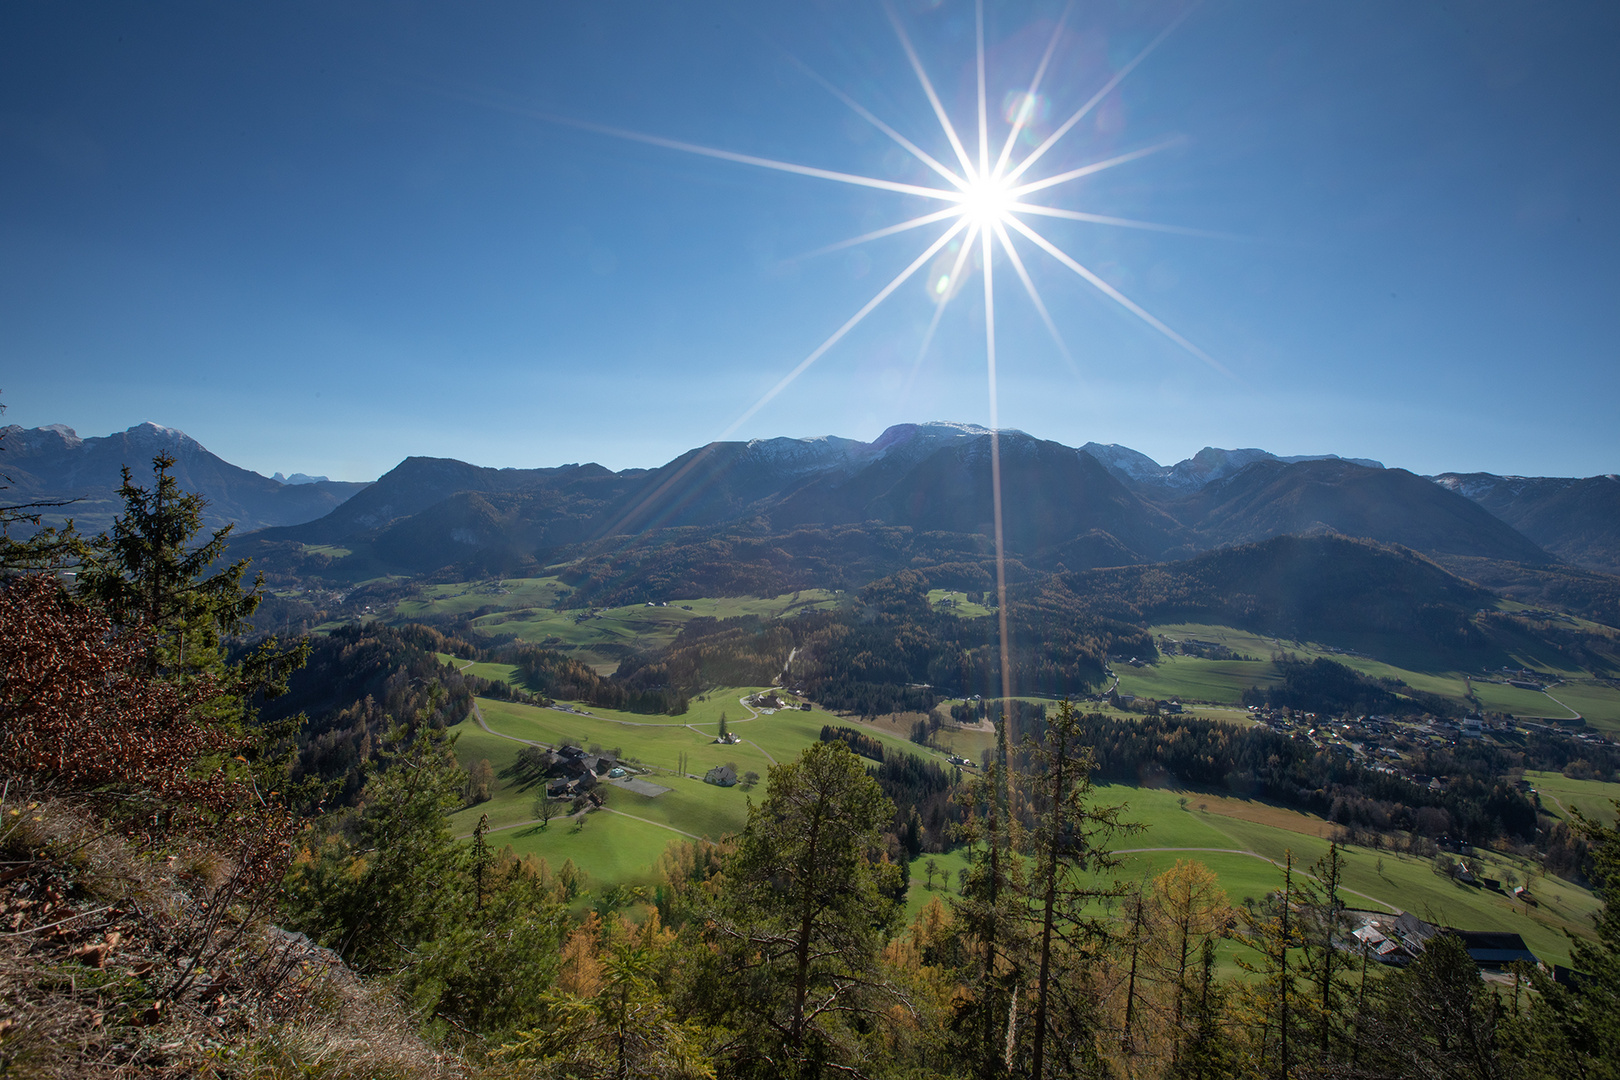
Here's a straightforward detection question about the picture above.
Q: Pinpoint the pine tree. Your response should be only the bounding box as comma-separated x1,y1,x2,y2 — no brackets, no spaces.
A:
76,453,261,680
1148,860,1233,1070
1503,810,1620,1079
1169,939,1239,1080
706,739,904,1077
1297,842,1356,1066
283,694,464,976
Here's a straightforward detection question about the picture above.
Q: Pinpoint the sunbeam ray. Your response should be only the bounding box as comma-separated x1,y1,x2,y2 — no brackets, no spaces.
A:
991,0,1075,180
976,0,990,179
993,221,1081,378
794,206,965,261
980,224,1017,736
1009,138,1183,199
532,111,963,202
720,219,971,439
1014,203,1244,241
884,0,980,181
1004,6,1195,185
1004,214,1231,376
900,225,981,407
787,55,970,192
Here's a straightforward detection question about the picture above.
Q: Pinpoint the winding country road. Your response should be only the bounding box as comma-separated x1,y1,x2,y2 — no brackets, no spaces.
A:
1539,686,1583,723
1117,846,1400,912
461,806,701,842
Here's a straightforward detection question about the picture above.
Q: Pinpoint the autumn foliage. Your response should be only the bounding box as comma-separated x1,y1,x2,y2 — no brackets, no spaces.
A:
0,573,293,884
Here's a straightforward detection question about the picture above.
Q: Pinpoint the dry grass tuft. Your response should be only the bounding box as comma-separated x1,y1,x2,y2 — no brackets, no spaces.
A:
0,781,465,1080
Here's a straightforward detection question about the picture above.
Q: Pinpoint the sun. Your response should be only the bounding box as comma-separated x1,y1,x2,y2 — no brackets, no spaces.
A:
540,0,1223,437
540,0,1225,704
959,173,1017,231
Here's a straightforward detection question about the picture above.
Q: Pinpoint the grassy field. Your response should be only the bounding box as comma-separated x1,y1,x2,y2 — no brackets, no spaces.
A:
447,689,952,885
1114,657,1280,705
405,582,841,670
395,577,572,620
438,654,526,685
445,694,1600,968
1544,680,1620,732
928,589,993,618
1128,623,1614,728
1527,770,1620,826
895,783,1600,968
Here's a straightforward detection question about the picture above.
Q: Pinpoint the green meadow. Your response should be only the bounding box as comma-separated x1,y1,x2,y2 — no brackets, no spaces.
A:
1527,770,1620,826
402,580,841,670
444,691,1599,969
928,588,993,618
1111,622,1620,731
447,689,952,883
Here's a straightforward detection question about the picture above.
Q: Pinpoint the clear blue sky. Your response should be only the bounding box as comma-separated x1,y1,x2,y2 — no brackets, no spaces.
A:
3,1,1616,481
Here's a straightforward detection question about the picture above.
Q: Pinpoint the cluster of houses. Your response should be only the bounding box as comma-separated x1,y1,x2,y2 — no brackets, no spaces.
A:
1254,710,1511,776
1344,910,1540,973
534,745,626,800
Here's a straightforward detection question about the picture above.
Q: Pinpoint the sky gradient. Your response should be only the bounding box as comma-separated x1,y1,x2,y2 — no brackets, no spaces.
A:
3,1,1616,482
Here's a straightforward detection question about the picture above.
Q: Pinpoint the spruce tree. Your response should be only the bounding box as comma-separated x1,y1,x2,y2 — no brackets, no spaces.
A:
705,739,903,1077
74,452,307,727
1503,810,1620,1079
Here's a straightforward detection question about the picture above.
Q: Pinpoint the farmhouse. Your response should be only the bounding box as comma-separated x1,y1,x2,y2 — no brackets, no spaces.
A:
1450,930,1539,970
706,764,738,787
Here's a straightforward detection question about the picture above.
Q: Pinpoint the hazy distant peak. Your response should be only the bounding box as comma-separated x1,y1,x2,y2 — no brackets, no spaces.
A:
122,421,204,452
1081,442,1385,493
1277,452,1385,469
737,435,868,475
39,423,83,448
1,423,85,452
1079,442,1165,482
914,420,997,437
271,471,329,485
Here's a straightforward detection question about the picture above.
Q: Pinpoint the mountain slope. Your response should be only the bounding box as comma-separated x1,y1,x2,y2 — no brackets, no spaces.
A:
0,422,368,535
1082,441,1385,494
1435,472,1620,574
1166,458,1554,563
1058,534,1502,666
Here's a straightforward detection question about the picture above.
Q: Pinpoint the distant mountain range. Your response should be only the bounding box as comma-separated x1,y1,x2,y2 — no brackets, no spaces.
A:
6,419,1617,600
0,422,369,536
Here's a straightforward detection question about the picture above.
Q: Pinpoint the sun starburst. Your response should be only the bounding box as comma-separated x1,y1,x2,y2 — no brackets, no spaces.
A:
539,0,1220,435
548,0,1222,712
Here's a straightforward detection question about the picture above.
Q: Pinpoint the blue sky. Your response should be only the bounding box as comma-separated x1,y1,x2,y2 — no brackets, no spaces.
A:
2,1,1616,482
